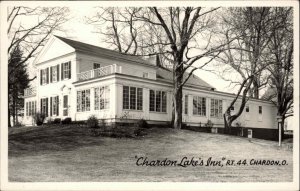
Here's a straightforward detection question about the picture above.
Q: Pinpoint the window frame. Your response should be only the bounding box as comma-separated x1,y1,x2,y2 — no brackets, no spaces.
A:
122,86,143,111
94,86,110,110
77,89,90,112
184,95,188,115
41,69,47,85
210,99,223,118
93,63,101,69
258,106,262,114
149,89,167,113
192,96,206,116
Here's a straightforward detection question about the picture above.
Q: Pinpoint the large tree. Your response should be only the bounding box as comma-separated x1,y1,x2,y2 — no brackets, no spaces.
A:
88,7,233,129
7,6,70,127
8,46,30,126
262,7,293,139
216,7,275,131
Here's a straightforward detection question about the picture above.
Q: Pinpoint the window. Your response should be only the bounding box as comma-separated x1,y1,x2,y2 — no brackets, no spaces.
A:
193,96,206,116
26,102,29,116
50,65,59,83
123,86,143,110
184,95,188,115
40,68,49,85
245,105,250,112
63,95,68,116
93,63,101,69
210,99,223,118
77,89,90,112
143,72,148,78
40,98,48,116
50,96,59,116
95,86,110,110
258,106,262,114
61,61,71,80
149,90,167,112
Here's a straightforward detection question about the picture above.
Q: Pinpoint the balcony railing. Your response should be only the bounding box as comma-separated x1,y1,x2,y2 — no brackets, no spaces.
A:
24,87,36,97
77,64,121,82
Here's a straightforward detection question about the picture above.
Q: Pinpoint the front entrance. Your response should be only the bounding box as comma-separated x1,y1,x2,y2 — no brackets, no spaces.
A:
63,95,68,116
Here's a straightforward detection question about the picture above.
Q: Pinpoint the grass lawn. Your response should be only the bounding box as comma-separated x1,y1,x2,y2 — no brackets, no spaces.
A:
8,125,293,182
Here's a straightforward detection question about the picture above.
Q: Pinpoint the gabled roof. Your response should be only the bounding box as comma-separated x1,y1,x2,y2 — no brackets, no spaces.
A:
157,67,214,90
55,36,214,90
54,36,155,66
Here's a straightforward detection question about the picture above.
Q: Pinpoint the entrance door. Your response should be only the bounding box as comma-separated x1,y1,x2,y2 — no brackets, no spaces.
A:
63,95,68,116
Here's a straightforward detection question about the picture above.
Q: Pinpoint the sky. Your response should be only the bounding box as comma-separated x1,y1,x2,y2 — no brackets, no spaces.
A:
50,5,236,93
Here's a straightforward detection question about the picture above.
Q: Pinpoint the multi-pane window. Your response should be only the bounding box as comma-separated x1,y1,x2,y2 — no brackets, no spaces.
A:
149,90,167,112
63,95,68,116
193,96,206,116
50,96,59,116
123,86,143,110
77,89,90,112
61,61,71,80
50,65,59,82
258,106,262,114
143,72,148,78
95,86,110,110
26,102,29,116
26,101,36,116
41,68,49,85
41,98,48,116
210,99,223,118
184,95,188,115
93,63,101,69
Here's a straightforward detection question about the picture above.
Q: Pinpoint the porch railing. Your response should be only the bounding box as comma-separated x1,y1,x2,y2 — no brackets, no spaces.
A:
24,87,36,97
77,64,121,81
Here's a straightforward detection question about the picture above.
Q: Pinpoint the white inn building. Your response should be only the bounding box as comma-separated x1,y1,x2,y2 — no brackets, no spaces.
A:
23,36,279,140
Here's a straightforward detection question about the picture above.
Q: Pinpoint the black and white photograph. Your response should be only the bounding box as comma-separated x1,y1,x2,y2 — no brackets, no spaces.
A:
0,1,299,191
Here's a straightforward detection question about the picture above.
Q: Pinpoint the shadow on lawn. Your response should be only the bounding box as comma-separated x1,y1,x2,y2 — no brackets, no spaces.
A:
8,125,108,157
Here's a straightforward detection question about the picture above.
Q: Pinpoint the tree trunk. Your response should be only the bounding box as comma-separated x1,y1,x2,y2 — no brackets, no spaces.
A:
173,87,183,129
12,94,16,126
15,104,19,125
170,100,175,127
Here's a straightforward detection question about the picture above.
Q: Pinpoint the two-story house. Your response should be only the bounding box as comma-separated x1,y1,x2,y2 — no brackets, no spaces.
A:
23,35,278,140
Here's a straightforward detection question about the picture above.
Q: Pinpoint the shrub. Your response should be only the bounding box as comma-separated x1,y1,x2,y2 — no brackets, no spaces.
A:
14,121,23,127
47,118,53,124
135,119,148,129
34,112,46,126
87,115,99,129
235,122,242,128
204,120,214,128
54,118,61,124
62,117,72,124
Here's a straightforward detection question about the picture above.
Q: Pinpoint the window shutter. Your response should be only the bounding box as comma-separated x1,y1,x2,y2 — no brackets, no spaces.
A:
56,96,59,115
46,68,49,84
50,97,52,116
61,63,64,80
46,98,48,117
68,62,71,79
50,67,53,83
57,65,60,81
40,70,42,85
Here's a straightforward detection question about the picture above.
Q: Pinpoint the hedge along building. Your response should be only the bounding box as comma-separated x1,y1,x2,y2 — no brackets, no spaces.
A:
23,36,278,140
